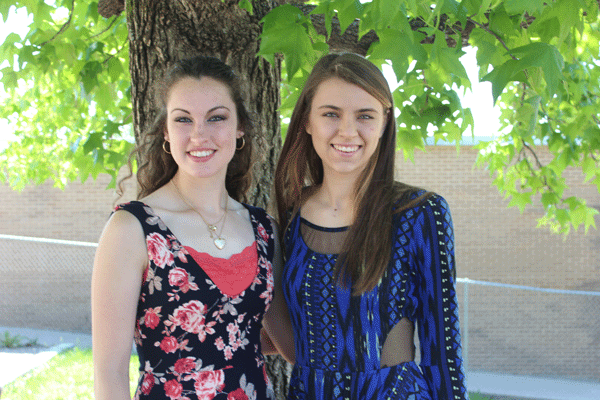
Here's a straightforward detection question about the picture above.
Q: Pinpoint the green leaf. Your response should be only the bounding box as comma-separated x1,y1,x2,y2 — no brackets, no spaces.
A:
462,0,484,16
515,95,541,137
503,0,546,15
82,132,104,155
369,0,402,30
258,5,317,80
85,41,105,61
581,156,598,182
541,192,560,209
488,5,516,37
0,3,11,23
431,31,469,85
1,68,18,90
396,127,425,163
585,0,599,21
482,43,564,103
1,32,22,47
439,0,468,27
507,190,533,213
511,42,565,97
369,28,426,82
107,57,124,82
583,207,599,233
530,0,585,45
333,0,364,34
237,0,253,15
80,60,102,93
310,0,335,38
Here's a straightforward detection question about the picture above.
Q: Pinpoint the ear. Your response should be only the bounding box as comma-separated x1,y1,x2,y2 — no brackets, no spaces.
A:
305,121,312,136
236,130,244,139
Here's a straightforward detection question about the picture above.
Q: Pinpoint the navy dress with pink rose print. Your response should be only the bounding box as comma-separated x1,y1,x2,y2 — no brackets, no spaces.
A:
113,201,276,400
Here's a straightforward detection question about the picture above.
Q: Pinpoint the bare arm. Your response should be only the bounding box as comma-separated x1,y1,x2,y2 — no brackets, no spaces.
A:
262,220,296,364
92,210,147,400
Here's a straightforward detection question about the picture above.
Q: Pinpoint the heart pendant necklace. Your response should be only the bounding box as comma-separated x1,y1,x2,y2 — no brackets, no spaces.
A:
171,180,228,250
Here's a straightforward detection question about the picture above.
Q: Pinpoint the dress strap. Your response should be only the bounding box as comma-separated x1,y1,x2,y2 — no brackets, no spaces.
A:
114,201,180,244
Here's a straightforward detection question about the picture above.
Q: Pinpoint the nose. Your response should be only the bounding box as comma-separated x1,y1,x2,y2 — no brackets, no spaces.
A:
338,115,358,137
190,123,206,140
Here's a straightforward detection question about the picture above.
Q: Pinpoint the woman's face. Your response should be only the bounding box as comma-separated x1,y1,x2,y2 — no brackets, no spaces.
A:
306,77,387,179
164,77,243,180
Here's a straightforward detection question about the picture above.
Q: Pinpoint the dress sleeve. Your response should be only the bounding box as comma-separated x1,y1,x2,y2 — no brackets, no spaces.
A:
411,195,468,400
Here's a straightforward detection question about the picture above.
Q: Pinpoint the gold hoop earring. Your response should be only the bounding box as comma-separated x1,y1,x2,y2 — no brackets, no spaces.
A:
236,137,246,151
162,140,171,154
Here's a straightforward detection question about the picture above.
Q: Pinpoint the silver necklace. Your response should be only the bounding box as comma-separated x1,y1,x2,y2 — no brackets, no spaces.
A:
171,180,228,250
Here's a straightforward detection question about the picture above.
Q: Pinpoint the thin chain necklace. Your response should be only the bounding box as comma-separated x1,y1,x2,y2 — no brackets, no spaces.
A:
171,180,228,250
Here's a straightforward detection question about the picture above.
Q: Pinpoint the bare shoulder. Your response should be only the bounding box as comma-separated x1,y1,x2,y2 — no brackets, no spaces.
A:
104,208,144,239
96,208,147,270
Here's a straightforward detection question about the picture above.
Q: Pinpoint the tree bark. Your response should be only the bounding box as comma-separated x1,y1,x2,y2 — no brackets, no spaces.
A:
126,0,290,397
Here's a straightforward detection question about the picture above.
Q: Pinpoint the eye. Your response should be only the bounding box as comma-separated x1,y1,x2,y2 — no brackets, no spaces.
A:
322,111,339,118
174,116,192,123
358,114,374,120
208,115,226,122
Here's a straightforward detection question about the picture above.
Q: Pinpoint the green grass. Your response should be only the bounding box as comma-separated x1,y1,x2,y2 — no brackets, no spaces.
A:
2,348,496,399
1,348,139,400
0,331,39,348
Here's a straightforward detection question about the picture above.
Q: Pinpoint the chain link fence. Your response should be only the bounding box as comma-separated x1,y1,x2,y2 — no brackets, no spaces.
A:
0,234,97,333
456,278,600,384
1,234,599,387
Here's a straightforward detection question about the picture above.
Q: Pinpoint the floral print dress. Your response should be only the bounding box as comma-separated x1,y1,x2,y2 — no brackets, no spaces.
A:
114,201,276,400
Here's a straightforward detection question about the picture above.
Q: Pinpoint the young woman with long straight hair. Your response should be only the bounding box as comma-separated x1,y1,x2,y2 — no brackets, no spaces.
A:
273,52,468,399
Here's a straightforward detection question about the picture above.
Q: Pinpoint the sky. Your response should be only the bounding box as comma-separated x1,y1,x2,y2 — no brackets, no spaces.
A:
0,5,500,151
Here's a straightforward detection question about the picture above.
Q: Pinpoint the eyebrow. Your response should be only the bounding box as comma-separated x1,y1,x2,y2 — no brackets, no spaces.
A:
317,105,379,113
170,105,231,114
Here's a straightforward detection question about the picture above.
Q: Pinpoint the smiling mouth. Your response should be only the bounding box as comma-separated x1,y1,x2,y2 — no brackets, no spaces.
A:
189,150,215,158
332,144,360,153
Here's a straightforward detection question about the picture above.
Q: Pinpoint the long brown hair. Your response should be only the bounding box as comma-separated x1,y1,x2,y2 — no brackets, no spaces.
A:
274,53,430,295
119,56,253,202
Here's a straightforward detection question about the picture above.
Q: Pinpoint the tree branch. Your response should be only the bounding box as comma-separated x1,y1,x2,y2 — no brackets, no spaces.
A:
37,0,75,48
467,17,518,61
102,40,127,66
90,16,120,40
521,139,545,170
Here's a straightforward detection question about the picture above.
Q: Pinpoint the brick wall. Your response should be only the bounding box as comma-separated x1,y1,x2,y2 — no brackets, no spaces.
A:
0,173,137,333
0,173,137,242
1,146,599,382
396,145,600,383
396,145,600,290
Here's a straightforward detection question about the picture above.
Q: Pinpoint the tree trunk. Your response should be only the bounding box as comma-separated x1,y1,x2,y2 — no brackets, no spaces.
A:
127,0,290,397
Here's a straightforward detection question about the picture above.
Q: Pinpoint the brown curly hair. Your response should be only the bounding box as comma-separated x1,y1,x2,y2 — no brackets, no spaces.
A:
119,55,253,202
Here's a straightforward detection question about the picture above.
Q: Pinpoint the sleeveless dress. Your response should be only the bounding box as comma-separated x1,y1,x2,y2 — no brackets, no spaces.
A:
114,201,276,400
282,194,468,400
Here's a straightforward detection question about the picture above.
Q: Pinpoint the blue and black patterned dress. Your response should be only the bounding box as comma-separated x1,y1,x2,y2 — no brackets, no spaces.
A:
282,194,468,399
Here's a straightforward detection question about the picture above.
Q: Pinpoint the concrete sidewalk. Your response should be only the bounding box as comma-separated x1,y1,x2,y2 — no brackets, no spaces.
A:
469,372,600,400
0,326,92,349
0,326,92,389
